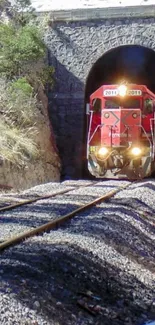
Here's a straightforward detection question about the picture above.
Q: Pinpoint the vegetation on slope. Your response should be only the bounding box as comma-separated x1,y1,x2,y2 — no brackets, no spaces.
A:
0,0,54,166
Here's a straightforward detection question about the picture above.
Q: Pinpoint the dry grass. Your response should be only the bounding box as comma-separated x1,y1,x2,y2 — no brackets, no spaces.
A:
0,80,40,166
0,120,40,165
0,81,39,126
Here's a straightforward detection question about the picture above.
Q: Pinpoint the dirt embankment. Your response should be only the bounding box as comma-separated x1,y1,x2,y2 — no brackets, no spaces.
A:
0,87,61,191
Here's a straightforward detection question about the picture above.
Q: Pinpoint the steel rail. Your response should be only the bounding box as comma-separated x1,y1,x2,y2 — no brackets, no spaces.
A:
0,182,95,213
0,183,130,252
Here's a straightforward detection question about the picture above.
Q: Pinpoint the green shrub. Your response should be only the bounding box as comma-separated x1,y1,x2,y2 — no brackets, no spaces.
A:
1,80,38,127
0,23,46,77
10,77,33,95
0,0,54,167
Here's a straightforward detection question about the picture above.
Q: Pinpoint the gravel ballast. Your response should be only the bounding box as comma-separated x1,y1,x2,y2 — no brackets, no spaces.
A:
0,179,155,325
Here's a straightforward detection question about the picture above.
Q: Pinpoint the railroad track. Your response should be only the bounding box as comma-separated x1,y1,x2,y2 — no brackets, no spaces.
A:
1,179,154,325
0,183,95,213
0,181,133,252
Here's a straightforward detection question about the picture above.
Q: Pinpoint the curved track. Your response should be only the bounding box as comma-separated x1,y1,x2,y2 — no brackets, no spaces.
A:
0,182,96,213
1,180,155,325
0,182,132,252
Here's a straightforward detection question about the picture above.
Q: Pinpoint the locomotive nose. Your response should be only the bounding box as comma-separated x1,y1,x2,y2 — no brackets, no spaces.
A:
101,109,141,147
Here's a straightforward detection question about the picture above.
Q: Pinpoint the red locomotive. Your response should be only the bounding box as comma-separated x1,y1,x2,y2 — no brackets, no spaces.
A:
87,83,155,179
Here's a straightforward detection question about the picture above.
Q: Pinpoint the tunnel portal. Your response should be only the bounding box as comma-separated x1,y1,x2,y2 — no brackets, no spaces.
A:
47,9,155,179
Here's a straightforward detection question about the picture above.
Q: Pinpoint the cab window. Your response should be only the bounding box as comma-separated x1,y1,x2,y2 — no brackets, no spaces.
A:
92,98,101,112
105,97,140,109
123,98,140,108
105,99,119,108
144,99,153,114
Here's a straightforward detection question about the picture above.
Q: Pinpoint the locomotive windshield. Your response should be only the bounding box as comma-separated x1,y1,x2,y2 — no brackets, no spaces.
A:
105,97,140,109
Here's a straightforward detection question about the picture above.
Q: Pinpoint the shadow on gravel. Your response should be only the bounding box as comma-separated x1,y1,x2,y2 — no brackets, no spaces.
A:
69,204,155,273
0,241,154,325
0,182,155,324
132,182,155,192
109,197,155,215
0,183,124,228
0,197,96,228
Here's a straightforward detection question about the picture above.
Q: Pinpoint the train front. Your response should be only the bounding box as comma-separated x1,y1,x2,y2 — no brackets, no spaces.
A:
87,84,155,179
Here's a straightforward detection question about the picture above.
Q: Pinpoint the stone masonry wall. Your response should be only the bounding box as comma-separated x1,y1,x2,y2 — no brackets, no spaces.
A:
45,8,155,178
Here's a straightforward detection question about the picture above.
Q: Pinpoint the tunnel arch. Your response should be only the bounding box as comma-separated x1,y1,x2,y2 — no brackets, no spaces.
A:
85,44,155,102
47,16,155,179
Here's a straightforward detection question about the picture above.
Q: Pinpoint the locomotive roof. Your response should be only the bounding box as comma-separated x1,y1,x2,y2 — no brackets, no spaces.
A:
90,84,155,99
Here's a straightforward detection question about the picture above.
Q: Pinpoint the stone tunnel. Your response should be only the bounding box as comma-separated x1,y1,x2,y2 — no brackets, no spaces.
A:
46,6,155,179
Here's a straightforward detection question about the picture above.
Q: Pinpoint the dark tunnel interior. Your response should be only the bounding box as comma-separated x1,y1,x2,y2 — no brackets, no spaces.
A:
85,45,155,101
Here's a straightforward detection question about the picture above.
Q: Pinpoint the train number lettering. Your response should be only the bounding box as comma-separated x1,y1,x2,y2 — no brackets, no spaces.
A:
103,89,118,96
104,89,142,96
127,90,142,96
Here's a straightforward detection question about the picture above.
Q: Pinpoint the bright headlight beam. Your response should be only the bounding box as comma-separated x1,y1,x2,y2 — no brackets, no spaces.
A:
131,147,142,156
118,85,127,97
98,147,109,156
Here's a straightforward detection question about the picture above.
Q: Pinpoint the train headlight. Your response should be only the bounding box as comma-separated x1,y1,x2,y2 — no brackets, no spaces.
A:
118,85,127,97
104,113,109,118
131,147,142,156
98,147,109,156
132,113,137,119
